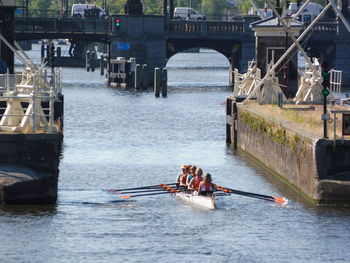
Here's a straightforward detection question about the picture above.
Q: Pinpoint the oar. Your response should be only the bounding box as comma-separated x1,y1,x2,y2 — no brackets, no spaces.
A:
106,183,177,193
119,184,181,199
213,185,288,205
120,191,177,199
112,189,168,195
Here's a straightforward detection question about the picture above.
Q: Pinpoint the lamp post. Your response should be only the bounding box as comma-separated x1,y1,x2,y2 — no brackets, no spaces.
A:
283,14,292,96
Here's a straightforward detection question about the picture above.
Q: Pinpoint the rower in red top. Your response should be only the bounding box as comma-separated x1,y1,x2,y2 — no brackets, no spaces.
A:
188,167,204,191
198,173,214,195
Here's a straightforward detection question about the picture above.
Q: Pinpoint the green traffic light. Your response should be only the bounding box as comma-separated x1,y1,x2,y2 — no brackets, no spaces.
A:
322,89,330,96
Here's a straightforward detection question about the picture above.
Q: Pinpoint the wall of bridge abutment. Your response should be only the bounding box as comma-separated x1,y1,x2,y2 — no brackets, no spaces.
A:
109,15,167,87
226,97,350,203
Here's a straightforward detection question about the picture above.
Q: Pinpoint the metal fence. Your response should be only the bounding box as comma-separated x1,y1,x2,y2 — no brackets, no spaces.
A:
15,17,111,35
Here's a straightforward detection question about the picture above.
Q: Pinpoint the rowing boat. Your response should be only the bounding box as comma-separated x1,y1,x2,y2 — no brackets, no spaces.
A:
175,191,215,209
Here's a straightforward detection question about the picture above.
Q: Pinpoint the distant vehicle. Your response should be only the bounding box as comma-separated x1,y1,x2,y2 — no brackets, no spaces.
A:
248,8,272,18
289,2,323,21
71,4,107,18
174,7,206,20
258,8,273,18
57,39,66,45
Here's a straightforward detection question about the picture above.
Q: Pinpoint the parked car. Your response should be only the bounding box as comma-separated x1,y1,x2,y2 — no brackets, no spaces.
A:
71,4,107,18
174,7,206,20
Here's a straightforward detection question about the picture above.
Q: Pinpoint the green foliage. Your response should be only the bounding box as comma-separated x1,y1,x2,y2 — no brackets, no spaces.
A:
239,110,305,153
236,0,252,15
24,0,236,16
201,0,226,15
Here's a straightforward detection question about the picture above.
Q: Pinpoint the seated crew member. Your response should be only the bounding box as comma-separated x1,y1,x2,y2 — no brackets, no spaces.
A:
198,173,214,195
188,167,204,192
176,165,187,188
179,165,190,188
186,165,197,186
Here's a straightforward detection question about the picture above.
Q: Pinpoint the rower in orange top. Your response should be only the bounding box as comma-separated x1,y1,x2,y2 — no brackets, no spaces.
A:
198,173,214,195
180,165,191,188
188,167,204,191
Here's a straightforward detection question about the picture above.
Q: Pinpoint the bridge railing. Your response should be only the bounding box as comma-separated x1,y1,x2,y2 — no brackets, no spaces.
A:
15,17,111,35
165,21,244,33
311,22,338,33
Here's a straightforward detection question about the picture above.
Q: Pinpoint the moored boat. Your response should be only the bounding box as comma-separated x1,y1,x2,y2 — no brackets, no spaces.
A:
175,191,215,209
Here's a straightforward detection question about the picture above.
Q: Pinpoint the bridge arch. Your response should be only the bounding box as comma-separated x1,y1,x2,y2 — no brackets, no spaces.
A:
166,48,232,87
166,39,242,70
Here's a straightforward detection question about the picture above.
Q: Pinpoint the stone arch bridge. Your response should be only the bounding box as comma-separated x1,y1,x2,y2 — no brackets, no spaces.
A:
14,15,349,83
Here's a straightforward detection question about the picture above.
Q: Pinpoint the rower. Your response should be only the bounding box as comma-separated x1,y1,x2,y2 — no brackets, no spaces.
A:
198,173,214,195
188,167,204,191
180,165,191,188
186,165,197,186
176,165,187,188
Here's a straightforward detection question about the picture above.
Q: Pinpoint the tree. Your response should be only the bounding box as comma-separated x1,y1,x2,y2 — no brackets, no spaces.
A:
202,0,226,17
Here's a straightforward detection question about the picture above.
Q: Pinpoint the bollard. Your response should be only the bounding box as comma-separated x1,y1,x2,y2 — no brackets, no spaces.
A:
135,64,142,90
86,50,90,72
129,58,136,88
41,44,45,61
90,51,96,72
154,68,161,97
56,47,61,58
161,68,168,97
46,44,50,58
229,68,234,85
100,55,104,76
142,64,148,90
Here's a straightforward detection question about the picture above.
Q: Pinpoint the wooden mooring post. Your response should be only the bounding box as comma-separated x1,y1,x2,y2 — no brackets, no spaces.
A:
154,67,168,97
226,97,238,150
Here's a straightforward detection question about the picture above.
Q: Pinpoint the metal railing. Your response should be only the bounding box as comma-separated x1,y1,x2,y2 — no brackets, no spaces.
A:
307,22,338,33
165,20,244,33
0,68,62,134
15,17,111,35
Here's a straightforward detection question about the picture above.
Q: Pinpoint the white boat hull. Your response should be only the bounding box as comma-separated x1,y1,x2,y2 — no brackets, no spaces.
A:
175,192,215,209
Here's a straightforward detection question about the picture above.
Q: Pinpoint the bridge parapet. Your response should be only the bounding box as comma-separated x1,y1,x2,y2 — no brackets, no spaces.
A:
165,21,244,33
311,22,338,33
15,17,111,40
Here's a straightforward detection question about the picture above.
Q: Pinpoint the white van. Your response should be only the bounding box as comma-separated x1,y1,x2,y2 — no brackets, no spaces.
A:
71,4,107,18
174,7,206,20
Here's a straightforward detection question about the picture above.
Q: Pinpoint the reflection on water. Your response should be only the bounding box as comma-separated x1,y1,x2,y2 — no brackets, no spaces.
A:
2,48,350,263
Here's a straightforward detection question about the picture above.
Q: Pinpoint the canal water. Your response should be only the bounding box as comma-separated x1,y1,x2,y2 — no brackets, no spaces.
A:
1,46,350,263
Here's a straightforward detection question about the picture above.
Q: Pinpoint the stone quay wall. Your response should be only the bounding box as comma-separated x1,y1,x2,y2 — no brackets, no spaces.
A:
0,133,63,204
226,97,350,203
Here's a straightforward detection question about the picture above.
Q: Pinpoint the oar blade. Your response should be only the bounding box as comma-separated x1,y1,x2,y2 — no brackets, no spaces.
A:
273,196,288,205
120,195,132,199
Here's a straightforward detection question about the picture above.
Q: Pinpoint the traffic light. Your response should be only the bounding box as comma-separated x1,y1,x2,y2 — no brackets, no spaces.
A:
322,89,330,97
115,18,121,30
321,61,330,89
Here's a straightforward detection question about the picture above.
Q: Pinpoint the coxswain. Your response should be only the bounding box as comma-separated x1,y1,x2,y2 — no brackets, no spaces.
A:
188,167,204,191
197,173,214,195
